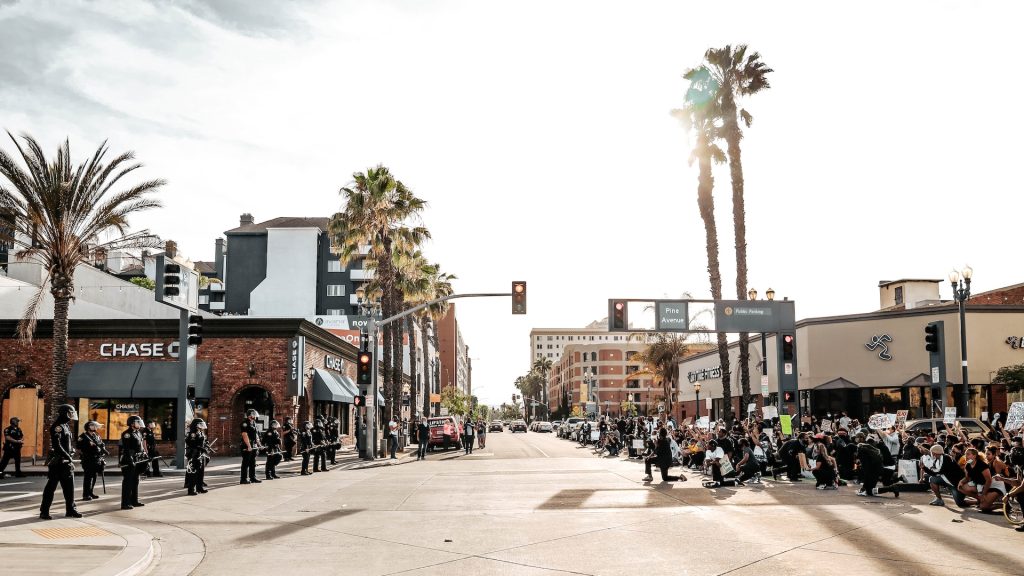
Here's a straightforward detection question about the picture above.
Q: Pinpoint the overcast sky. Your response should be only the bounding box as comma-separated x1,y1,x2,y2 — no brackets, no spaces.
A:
2,0,1021,406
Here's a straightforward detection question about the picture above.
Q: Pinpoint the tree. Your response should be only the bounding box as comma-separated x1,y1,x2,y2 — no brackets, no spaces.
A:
631,333,689,421
0,133,164,422
330,165,429,418
673,68,734,422
697,45,773,415
130,276,155,290
416,264,455,417
392,248,432,421
440,385,470,417
993,364,1024,394
533,357,553,418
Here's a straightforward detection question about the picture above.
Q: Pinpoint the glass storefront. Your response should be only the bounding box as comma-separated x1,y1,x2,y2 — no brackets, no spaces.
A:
75,398,209,441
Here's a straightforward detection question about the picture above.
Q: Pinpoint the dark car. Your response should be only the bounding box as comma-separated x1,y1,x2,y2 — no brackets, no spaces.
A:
489,420,504,432
510,420,528,433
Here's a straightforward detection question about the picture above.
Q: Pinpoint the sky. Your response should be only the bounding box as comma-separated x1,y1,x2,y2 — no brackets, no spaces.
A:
1,0,1022,406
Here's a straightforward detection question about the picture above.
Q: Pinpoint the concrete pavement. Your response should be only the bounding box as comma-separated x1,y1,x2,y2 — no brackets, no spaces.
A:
1,431,1022,575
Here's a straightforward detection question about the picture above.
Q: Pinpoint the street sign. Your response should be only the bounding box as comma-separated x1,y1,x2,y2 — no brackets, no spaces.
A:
654,301,688,332
784,362,793,375
714,300,795,333
760,375,769,397
931,366,940,384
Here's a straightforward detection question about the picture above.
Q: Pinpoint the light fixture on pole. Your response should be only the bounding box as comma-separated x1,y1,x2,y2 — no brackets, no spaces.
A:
949,265,973,417
693,381,702,422
749,287,776,405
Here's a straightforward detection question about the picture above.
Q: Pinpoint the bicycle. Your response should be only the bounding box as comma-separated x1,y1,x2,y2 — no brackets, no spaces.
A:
999,464,1023,526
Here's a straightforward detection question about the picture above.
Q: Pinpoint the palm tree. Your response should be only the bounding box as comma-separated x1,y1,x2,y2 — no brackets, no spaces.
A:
330,165,429,417
0,133,164,421
673,67,734,422
532,357,552,418
418,265,455,417
393,248,432,421
698,45,773,415
630,333,689,421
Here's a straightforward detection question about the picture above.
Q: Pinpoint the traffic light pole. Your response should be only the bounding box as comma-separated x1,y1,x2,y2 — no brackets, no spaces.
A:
175,308,188,470
362,291,513,461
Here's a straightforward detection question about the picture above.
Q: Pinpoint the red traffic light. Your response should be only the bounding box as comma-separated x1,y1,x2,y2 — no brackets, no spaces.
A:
358,353,371,365
615,302,624,311
512,281,527,314
783,334,794,344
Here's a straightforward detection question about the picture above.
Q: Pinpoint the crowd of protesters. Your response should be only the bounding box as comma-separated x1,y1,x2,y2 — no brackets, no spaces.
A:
573,410,1024,531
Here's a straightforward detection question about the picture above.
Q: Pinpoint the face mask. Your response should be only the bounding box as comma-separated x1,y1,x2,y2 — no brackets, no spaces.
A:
272,423,280,429
197,423,207,430
305,424,313,430
967,459,975,465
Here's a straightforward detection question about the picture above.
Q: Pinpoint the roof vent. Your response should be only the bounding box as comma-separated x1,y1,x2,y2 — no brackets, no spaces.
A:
240,213,254,226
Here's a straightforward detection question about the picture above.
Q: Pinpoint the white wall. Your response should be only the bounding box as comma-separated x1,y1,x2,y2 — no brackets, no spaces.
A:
249,227,319,317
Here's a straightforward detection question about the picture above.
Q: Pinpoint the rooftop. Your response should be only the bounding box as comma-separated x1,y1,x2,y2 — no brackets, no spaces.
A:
225,217,331,235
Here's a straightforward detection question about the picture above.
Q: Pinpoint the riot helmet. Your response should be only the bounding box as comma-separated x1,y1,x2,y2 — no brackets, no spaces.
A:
10,417,19,426
57,404,78,422
127,415,144,428
304,421,313,430
194,418,208,431
84,420,102,432
147,420,156,429
270,419,280,429
314,418,324,428
246,409,259,419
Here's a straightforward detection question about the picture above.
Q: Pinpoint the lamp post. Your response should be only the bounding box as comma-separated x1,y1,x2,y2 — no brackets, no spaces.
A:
354,287,383,458
949,266,973,417
748,287,775,406
583,372,595,418
694,381,702,422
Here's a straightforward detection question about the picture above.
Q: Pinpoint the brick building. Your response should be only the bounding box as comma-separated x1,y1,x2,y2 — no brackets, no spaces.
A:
0,318,373,458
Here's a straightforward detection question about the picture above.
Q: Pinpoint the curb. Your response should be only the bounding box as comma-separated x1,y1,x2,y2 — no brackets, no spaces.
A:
82,518,155,576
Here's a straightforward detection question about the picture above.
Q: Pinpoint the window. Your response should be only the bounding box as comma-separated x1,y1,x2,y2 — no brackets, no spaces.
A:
199,295,209,304
326,309,344,316
894,286,904,305
327,285,345,297
536,344,542,350
327,260,343,273
547,336,553,341
547,353,553,358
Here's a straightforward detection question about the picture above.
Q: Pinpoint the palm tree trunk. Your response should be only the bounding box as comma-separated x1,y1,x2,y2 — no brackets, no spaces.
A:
50,295,71,423
392,289,404,423
420,316,431,418
407,315,418,421
379,255,394,422
696,135,733,423
725,115,753,420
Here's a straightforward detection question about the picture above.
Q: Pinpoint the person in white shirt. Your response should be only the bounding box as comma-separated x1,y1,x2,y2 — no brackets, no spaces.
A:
838,412,852,431
388,419,399,459
705,439,726,484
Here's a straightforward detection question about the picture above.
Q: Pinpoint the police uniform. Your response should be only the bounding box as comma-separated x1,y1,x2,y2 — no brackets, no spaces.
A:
0,421,25,478
76,428,107,500
119,423,147,509
262,427,282,480
299,424,313,475
184,423,209,495
326,417,340,465
143,426,162,477
311,420,327,472
239,417,261,484
40,415,80,519
282,419,296,461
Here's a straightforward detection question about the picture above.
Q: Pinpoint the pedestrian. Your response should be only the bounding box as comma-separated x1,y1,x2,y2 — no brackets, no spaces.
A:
76,420,107,501
388,417,399,459
312,418,327,471
417,418,429,460
0,416,26,479
779,434,807,481
40,404,82,520
118,415,148,510
262,420,283,480
855,434,883,496
477,419,487,449
299,421,313,475
239,409,262,484
282,416,296,461
143,420,162,477
184,418,209,496
463,417,475,454
655,428,685,482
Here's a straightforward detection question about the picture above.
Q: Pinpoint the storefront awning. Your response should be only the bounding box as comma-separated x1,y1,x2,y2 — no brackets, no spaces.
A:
901,373,930,387
68,361,212,399
313,369,355,403
814,377,860,390
338,374,360,398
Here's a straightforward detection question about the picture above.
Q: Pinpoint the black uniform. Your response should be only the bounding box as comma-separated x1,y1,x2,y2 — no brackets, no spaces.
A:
262,429,282,479
119,427,147,509
240,419,261,483
282,419,296,461
299,427,313,474
326,419,340,464
184,429,208,495
311,422,327,471
40,421,79,517
0,424,25,477
143,427,162,477
76,430,107,499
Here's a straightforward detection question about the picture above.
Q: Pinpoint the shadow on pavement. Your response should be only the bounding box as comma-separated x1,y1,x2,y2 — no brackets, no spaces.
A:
232,508,362,545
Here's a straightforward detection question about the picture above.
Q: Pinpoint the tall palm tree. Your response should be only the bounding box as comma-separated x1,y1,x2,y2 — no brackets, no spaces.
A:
673,66,734,422
331,165,428,418
418,265,455,417
532,357,552,418
698,45,773,415
393,248,432,421
631,333,689,421
0,133,164,421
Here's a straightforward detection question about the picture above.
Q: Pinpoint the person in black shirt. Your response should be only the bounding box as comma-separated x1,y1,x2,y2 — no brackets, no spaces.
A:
40,404,82,519
281,417,296,461
326,416,340,465
119,415,148,510
855,434,883,497
654,428,684,482
0,416,26,479
417,419,429,460
311,418,327,471
76,420,107,501
779,435,806,481
958,447,992,507
262,420,283,480
299,421,313,475
184,418,209,496
143,420,162,477
239,409,262,484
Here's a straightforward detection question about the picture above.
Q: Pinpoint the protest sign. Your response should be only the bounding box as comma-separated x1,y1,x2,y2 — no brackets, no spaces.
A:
1005,402,1024,431
820,419,833,433
682,417,693,426
632,439,645,450
898,459,919,483
697,416,710,430
780,415,792,435
868,413,897,430
895,410,909,429
943,407,957,425
981,411,988,423
762,405,778,420
747,403,757,414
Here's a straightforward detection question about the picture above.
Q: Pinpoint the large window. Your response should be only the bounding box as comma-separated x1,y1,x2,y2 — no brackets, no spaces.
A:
327,260,343,273
327,285,346,297
74,398,206,442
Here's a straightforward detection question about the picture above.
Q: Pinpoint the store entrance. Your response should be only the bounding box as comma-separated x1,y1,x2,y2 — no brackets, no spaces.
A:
1,384,45,460
233,386,273,452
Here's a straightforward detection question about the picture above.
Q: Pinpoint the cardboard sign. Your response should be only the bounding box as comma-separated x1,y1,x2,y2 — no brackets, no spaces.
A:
697,417,710,430
898,459,919,483
943,407,957,425
1005,402,1024,431
780,415,792,435
981,411,988,423
747,403,757,414
895,410,909,429
590,430,601,441
682,417,693,426
801,415,812,424
820,419,833,433
868,413,897,430
632,439,645,450
762,406,778,420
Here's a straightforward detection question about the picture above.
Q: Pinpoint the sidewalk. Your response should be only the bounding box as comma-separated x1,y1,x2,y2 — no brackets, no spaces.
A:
0,511,153,576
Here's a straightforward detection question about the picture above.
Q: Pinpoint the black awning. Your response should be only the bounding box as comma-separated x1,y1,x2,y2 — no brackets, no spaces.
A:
313,369,355,403
68,361,212,399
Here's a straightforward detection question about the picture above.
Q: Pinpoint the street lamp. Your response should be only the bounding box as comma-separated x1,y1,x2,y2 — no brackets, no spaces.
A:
950,265,973,417
748,287,776,406
583,371,595,418
694,381,702,422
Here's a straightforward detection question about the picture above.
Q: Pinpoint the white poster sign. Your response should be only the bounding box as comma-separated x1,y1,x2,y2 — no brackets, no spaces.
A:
762,405,778,420
1005,402,1024,431
943,407,957,425
697,416,710,430
898,459,919,483
747,402,757,414
868,413,897,430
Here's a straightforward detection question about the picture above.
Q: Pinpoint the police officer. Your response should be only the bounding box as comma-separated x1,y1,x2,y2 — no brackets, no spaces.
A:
40,404,81,520
0,416,26,479
326,415,340,465
299,420,313,475
143,420,162,477
76,420,107,501
119,415,148,510
184,418,209,496
240,409,262,484
262,420,283,480
311,417,327,472
282,416,296,461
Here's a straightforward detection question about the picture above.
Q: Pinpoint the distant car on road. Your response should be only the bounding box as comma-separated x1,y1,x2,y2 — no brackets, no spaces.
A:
536,421,553,433
903,417,991,438
427,416,462,451
489,420,504,432
511,420,528,433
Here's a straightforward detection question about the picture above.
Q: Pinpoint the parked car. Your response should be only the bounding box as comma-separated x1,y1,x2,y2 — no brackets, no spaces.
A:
903,417,992,438
510,420,528,433
559,417,585,438
536,421,553,433
550,420,562,431
427,416,462,450
489,420,504,432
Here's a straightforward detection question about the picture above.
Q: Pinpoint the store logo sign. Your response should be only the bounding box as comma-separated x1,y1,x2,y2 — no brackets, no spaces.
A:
865,334,893,361
100,342,179,358
324,355,345,372
1007,336,1024,349
687,365,722,383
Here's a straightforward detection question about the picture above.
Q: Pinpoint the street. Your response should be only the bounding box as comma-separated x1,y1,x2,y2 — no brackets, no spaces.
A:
1,430,1022,575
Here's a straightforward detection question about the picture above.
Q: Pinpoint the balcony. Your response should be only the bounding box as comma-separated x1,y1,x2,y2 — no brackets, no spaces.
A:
350,268,375,281
209,301,225,311
209,282,224,292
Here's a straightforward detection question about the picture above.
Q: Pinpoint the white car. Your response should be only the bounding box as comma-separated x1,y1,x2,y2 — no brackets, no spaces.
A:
536,422,553,433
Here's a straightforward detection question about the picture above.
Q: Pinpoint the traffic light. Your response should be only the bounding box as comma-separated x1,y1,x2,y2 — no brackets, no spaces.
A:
609,300,627,331
353,395,366,407
163,262,181,297
782,333,795,361
187,314,203,346
924,322,942,354
357,351,373,386
783,391,795,403
512,281,527,314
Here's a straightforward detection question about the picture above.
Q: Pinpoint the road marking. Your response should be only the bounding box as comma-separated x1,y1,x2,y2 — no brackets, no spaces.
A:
0,481,31,487
0,491,39,503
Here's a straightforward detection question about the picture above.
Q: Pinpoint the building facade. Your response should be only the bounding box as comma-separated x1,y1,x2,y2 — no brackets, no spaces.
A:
436,304,471,397
529,321,632,366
